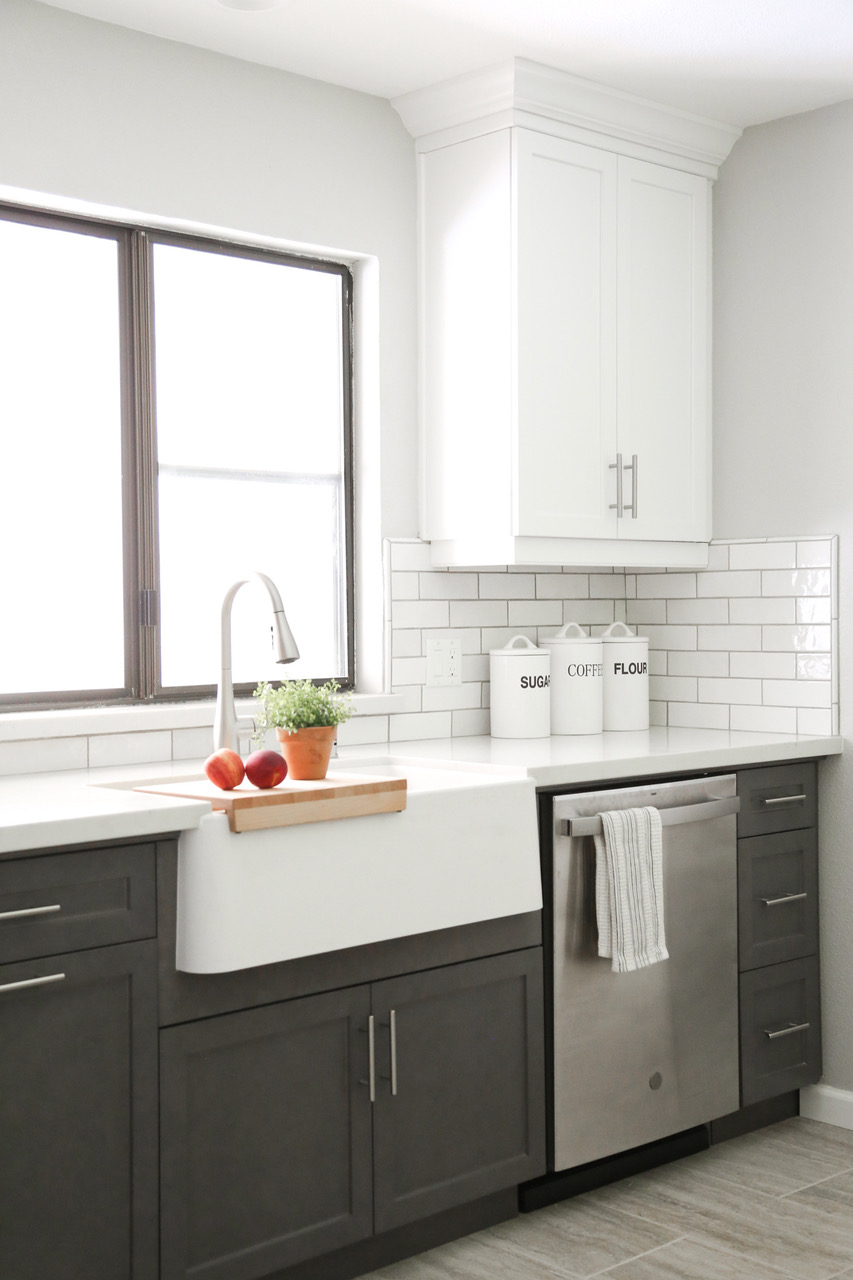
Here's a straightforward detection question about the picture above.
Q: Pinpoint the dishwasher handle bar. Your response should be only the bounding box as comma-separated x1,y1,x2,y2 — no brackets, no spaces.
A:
558,795,740,839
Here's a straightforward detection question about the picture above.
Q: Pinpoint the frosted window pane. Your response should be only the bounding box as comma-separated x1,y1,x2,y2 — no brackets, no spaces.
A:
0,220,124,695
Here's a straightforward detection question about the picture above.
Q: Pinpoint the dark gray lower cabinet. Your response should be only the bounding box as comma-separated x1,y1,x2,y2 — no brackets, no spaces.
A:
0,939,158,1280
160,948,545,1280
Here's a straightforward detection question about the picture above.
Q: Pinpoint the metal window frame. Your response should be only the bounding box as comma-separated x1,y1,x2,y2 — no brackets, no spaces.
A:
0,206,356,711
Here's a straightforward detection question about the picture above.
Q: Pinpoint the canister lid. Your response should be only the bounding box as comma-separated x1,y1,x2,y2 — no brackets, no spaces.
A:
489,634,548,657
541,622,601,646
601,621,647,645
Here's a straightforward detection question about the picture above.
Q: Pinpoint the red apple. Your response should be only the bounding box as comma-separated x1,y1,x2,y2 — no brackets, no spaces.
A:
245,749,288,789
204,748,245,791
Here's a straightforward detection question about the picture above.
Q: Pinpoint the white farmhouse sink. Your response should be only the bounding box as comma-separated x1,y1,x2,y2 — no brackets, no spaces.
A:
171,761,542,974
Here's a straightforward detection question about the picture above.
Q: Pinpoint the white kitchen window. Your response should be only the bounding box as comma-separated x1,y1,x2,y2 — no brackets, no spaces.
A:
0,206,354,710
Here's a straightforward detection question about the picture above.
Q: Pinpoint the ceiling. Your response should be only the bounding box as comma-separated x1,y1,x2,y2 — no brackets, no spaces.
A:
39,0,853,129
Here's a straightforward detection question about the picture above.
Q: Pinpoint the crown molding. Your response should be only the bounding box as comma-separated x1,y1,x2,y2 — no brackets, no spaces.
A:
393,58,742,172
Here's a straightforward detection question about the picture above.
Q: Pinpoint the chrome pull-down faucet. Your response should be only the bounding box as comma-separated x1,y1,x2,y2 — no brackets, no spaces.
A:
213,572,299,752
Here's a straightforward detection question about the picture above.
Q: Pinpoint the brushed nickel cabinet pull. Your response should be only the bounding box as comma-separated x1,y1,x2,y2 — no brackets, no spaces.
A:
390,1009,398,1097
624,454,638,518
609,454,623,516
761,892,808,907
761,794,806,806
358,1014,376,1102
764,1021,810,1040
0,904,61,922
0,973,66,994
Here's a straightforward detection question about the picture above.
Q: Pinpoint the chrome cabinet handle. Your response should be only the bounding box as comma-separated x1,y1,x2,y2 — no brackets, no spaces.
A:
764,1021,810,1040
761,794,806,806
390,1009,398,1097
0,972,66,994
761,892,808,907
623,454,638,518
0,904,61,922
359,1015,376,1102
609,454,623,516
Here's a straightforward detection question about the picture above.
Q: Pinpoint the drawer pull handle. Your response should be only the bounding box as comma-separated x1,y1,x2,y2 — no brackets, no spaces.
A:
358,1016,376,1103
0,904,61,922
761,892,808,907
761,794,806,806
764,1021,810,1040
0,972,66,995
390,1008,398,1097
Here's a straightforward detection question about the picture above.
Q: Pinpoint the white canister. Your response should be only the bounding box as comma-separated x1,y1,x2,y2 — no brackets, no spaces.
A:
489,635,551,739
601,621,650,731
541,623,603,735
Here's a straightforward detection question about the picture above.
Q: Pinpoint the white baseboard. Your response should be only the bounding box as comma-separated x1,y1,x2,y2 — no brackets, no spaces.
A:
800,1083,853,1130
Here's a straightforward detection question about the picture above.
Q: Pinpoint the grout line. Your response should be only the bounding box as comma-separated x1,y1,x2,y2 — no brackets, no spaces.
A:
587,1234,690,1277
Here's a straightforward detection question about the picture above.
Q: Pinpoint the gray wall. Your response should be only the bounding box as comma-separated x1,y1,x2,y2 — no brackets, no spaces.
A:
714,100,853,1091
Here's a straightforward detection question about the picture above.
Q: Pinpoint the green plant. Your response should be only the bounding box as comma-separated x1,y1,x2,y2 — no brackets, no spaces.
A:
252,678,354,742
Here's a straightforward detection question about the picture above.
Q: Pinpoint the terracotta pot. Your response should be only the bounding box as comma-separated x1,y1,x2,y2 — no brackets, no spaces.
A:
276,725,337,781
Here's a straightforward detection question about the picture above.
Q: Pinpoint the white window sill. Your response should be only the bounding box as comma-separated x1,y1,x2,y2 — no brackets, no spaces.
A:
0,693,407,744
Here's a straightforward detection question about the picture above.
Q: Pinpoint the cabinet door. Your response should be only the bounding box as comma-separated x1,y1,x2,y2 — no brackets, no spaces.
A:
740,956,822,1106
514,130,619,540
371,948,545,1233
0,940,158,1280
160,985,373,1280
617,158,710,542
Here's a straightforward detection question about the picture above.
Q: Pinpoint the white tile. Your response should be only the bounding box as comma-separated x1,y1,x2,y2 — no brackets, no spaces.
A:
392,600,449,629
390,685,421,714
389,711,452,741
391,657,426,686
590,573,626,599
649,675,697,702
763,679,832,708
797,539,833,567
649,650,668,676
730,652,796,679
88,731,172,769
705,542,730,570
390,540,432,571
563,600,616,626
422,627,481,655
832,619,839,703
668,703,730,730
481,626,536,651
667,598,729,625
626,599,667,625
391,571,419,600
649,701,668,727
392,629,422,658
798,708,833,735
697,570,762,597
452,708,490,737
730,705,797,733
0,736,88,777
479,573,534,599
419,571,477,599
697,677,763,705
667,651,729,677
335,716,389,746
172,726,214,760
797,653,832,680
699,625,762,651
461,654,489,681
729,597,796,624
422,684,482,712
625,574,637,599
762,568,831,597
613,599,627,624
450,600,507,628
509,599,563,627
481,682,490,707
797,598,831,624
537,573,589,599
728,541,796,570
641,625,697,651
762,624,832,652
636,573,696,598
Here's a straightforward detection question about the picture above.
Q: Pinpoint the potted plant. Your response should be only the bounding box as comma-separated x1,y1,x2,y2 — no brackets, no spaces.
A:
253,678,354,780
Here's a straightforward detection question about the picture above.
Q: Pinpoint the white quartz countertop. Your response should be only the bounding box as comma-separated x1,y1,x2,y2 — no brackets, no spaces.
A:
0,727,842,856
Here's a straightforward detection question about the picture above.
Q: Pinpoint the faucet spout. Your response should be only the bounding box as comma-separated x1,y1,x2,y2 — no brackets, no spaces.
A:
213,572,299,753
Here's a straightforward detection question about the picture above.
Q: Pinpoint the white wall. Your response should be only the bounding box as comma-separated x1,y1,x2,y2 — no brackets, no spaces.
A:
0,0,418,542
714,100,853,1092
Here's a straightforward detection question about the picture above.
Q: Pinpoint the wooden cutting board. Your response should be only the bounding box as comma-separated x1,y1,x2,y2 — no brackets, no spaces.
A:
134,772,407,833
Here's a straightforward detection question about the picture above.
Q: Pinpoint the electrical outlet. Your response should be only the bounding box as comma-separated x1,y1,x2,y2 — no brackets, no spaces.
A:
426,634,463,687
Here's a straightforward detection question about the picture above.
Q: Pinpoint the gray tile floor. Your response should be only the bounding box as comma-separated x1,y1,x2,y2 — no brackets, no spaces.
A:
366,1118,853,1279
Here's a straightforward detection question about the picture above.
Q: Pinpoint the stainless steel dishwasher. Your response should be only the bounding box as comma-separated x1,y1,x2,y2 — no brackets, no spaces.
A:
552,773,740,1173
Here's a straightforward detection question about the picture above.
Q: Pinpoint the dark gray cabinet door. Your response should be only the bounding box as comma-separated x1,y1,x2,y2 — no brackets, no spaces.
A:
160,984,373,1280
0,939,159,1280
371,948,546,1233
740,955,822,1106
738,828,818,971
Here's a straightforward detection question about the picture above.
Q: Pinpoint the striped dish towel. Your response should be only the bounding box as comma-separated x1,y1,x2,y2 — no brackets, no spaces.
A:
594,806,668,973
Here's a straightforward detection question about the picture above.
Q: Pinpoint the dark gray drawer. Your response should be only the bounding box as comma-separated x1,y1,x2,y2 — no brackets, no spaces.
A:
738,829,818,971
0,845,156,964
737,762,817,838
740,956,821,1106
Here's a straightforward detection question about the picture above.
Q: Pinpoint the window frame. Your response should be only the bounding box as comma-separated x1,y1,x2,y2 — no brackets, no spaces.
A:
0,203,355,712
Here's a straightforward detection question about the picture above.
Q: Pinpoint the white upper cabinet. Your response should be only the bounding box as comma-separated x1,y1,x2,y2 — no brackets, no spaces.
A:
395,59,741,568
